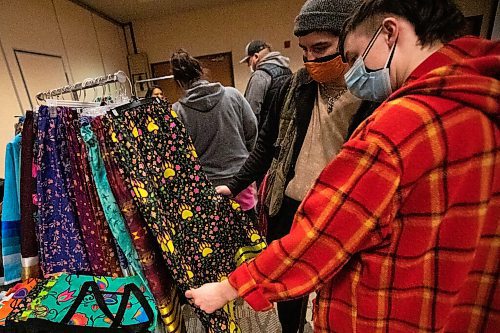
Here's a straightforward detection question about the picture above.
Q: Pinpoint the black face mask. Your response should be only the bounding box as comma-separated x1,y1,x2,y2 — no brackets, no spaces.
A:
303,52,341,63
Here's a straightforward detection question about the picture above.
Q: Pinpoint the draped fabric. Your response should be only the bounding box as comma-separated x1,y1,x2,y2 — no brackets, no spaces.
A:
101,100,266,332
93,116,185,333
19,111,40,280
80,122,145,283
63,110,121,276
1,134,22,284
35,106,90,274
5,278,46,325
0,278,38,325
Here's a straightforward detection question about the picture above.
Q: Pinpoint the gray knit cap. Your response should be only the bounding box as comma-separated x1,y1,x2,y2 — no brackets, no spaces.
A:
294,0,360,37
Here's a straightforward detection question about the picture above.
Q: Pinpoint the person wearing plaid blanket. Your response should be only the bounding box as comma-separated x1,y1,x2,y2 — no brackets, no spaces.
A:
187,0,500,332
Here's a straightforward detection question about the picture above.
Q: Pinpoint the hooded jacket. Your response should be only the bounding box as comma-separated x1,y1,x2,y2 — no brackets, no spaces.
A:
228,36,500,332
173,80,257,186
244,52,292,128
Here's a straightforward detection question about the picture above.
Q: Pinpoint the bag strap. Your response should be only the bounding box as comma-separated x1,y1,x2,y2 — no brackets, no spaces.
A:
60,281,117,325
59,281,154,332
111,283,154,329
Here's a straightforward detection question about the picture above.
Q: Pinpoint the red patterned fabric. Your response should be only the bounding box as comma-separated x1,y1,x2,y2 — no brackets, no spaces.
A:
63,110,121,276
19,111,40,279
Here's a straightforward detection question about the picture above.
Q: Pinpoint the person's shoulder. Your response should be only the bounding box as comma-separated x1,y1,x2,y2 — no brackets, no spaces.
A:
171,101,187,118
172,101,181,110
223,86,243,96
361,95,444,150
222,86,247,103
294,67,311,82
250,70,271,81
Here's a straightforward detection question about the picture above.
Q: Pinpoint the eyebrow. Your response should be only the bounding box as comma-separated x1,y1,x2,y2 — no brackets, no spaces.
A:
311,42,330,48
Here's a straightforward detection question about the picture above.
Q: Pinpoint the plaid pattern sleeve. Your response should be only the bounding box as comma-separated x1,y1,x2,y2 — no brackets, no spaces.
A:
229,36,500,332
229,137,401,309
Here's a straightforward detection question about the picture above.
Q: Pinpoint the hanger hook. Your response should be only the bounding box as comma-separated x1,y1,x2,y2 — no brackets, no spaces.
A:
102,83,107,102
126,76,133,98
113,81,119,101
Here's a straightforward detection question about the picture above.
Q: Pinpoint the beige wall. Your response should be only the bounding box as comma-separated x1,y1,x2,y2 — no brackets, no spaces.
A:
133,0,306,93
133,0,496,95
0,0,128,177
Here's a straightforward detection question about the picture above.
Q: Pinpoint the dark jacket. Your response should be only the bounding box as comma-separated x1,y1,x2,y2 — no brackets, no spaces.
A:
244,52,292,130
227,69,378,196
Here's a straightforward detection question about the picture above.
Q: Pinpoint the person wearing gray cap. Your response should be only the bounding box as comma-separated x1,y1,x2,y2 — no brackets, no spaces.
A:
205,0,378,332
187,1,500,332
239,40,292,131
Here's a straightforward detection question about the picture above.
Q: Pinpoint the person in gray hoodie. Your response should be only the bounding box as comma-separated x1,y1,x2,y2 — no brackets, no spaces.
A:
171,49,258,211
240,40,292,130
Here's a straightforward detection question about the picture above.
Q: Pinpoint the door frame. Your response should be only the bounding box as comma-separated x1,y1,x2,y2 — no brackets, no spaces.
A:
150,51,235,87
13,49,70,110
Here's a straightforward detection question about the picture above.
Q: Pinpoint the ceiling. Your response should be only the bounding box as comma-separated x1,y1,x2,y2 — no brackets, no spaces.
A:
74,0,248,23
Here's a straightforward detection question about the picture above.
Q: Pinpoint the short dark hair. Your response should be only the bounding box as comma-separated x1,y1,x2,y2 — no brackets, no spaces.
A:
170,49,203,86
340,0,465,57
145,85,162,98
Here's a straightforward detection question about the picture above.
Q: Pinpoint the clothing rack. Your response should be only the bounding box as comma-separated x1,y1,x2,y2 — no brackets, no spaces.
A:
35,70,130,101
134,75,174,97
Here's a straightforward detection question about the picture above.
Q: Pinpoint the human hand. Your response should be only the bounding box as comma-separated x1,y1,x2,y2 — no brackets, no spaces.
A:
185,280,238,314
216,185,233,197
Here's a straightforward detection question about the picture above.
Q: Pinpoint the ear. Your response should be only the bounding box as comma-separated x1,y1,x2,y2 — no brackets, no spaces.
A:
381,17,399,47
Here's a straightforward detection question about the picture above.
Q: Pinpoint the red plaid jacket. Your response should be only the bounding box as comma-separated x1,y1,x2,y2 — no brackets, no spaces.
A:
229,36,500,332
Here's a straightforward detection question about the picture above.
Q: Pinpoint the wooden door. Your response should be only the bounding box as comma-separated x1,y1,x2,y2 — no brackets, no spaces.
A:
150,52,234,104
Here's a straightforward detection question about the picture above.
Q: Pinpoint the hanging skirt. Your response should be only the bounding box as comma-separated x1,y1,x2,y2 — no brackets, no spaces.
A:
35,106,90,274
101,100,266,333
19,111,40,280
62,109,122,276
80,122,145,281
93,116,184,333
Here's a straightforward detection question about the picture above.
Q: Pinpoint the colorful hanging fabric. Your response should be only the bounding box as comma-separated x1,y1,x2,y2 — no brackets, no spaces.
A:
101,100,266,332
1,134,22,284
19,111,40,280
93,116,185,333
80,122,145,284
35,106,90,275
62,109,121,276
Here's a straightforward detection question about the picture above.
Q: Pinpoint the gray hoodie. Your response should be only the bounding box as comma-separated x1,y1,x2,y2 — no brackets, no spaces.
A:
244,52,291,121
173,80,257,186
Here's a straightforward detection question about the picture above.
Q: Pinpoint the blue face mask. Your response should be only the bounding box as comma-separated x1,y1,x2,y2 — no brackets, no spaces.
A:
344,26,397,102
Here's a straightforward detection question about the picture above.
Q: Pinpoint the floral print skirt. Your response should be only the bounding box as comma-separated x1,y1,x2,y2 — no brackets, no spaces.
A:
101,100,266,333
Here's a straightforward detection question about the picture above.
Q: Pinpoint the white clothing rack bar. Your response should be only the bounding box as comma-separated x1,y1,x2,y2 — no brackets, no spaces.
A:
134,75,174,96
36,70,129,101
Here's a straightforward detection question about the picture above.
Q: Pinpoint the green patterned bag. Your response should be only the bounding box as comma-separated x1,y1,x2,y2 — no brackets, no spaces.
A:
16,273,157,333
